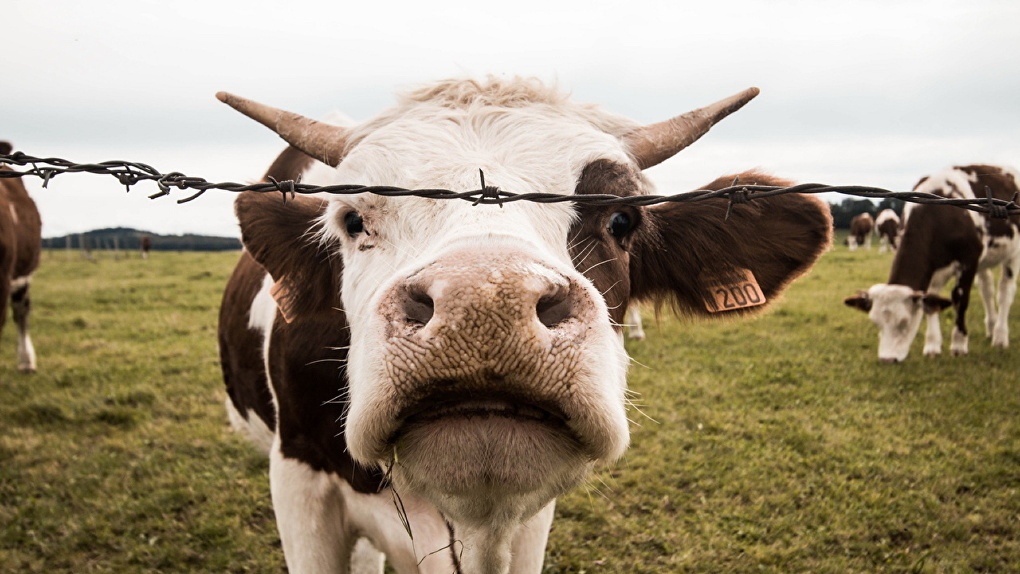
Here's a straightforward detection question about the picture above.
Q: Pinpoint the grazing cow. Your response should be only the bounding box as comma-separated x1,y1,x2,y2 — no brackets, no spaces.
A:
0,141,42,373
874,208,900,253
848,212,874,250
217,77,832,573
844,164,1020,362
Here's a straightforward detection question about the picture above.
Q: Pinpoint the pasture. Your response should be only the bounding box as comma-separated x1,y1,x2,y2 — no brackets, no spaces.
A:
1,243,1018,573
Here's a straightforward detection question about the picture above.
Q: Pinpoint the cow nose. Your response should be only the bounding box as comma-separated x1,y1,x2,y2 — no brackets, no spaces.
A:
401,283,435,326
536,283,572,328
879,357,901,364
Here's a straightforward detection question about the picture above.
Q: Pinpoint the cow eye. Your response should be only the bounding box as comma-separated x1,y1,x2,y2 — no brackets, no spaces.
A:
607,211,636,237
343,211,365,236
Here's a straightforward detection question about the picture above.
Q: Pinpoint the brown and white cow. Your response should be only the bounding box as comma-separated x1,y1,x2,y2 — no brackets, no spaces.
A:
874,208,900,253
848,211,874,250
0,141,42,373
217,77,832,573
845,164,1020,362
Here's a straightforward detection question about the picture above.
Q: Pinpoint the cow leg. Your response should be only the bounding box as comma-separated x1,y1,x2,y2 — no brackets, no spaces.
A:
11,279,36,373
624,306,645,340
950,271,977,356
975,268,997,338
270,445,353,573
922,312,943,356
992,255,1019,348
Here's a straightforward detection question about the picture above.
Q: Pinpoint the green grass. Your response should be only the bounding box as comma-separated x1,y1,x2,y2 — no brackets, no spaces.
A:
2,246,1019,573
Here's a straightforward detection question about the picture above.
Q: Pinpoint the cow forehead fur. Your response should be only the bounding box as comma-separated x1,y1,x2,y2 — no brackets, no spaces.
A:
305,77,650,311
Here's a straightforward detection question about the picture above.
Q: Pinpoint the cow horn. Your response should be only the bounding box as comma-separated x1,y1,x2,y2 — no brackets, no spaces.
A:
216,92,349,167
625,87,760,170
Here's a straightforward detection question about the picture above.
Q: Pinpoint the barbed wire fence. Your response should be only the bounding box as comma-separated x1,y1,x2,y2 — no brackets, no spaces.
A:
1,152,1018,219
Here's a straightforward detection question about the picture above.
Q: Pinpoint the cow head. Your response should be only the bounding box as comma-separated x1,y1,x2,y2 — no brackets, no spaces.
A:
844,286,952,362
223,78,831,566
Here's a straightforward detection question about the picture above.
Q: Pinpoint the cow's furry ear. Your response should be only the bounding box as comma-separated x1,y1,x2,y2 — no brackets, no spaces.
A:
234,191,342,319
628,183,832,317
922,293,953,314
844,292,872,312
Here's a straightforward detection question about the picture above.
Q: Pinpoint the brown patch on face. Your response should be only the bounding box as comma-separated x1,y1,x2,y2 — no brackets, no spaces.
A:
568,160,644,325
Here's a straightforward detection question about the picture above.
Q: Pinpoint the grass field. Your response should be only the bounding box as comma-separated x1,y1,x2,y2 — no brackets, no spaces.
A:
1,244,1018,573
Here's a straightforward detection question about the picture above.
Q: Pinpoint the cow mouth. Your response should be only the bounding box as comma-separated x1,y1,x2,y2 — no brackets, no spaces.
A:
391,387,576,442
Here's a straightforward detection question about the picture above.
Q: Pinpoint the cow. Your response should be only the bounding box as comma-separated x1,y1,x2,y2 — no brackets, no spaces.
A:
0,141,42,373
140,235,152,259
216,77,832,573
874,208,900,253
844,164,1020,363
848,212,874,250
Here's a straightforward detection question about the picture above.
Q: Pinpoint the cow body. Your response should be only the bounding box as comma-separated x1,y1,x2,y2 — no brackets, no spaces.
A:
845,164,1020,362
874,208,900,253
848,212,874,250
217,78,832,573
0,142,41,373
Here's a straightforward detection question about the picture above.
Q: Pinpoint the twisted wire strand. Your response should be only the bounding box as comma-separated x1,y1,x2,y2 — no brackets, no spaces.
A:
2,152,1018,217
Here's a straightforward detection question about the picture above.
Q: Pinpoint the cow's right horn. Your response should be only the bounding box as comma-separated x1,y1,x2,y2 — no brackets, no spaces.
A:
216,92,349,167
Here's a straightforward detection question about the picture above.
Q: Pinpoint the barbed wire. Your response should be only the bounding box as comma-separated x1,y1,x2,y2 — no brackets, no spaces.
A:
1,152,1018,218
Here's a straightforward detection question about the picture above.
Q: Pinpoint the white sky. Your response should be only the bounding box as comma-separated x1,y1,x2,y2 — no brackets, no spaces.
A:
5,0,1019,238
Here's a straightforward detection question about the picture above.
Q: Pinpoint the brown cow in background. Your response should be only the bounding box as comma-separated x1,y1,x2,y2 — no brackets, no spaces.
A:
848,212,874,251
0,141,42,372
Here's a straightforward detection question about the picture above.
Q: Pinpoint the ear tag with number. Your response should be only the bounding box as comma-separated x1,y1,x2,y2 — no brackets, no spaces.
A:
700,268,766,313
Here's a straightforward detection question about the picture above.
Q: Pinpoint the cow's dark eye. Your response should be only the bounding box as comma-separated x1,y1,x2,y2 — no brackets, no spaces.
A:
343,211,364,236
607,211,635,237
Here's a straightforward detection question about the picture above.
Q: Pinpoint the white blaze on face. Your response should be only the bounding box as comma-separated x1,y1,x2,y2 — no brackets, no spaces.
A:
865,284,926,362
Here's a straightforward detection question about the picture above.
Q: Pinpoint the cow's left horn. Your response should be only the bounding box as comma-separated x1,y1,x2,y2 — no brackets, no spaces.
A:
216,92,349,167
625,87,759,170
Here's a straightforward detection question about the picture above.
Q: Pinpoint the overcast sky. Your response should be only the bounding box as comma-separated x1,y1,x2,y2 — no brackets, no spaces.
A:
5,0,1019,238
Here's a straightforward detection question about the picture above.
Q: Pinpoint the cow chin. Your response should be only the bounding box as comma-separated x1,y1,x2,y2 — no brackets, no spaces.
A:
390,404,592,524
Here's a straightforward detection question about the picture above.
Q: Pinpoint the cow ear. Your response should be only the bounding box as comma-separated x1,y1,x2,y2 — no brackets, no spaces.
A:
629,192,832,316
844,291,872,312
235,191,342,320
921,293,952,314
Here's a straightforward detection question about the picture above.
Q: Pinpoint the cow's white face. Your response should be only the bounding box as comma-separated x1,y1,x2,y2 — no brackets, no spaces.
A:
307,105,635,524
862,284,926,363
846,284,954,363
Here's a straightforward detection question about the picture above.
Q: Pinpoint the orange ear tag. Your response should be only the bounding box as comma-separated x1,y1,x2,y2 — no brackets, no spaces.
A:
270,280,296,324
700,268,766,313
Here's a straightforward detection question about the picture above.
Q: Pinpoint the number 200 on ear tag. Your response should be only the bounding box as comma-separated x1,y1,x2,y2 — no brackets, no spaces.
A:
700,268,766,313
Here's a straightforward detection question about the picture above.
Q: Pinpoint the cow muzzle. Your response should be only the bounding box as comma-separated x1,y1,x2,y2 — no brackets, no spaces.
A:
346,244,630,502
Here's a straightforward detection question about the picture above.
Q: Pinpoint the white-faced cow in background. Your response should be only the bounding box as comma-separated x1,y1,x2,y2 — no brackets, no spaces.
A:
217,77,832,573
845,164,1020,363
848,212,874,251
874,208,900,253
0,141,41,373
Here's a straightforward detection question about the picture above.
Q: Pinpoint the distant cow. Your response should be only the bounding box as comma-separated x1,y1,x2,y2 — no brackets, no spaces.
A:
140,235,152,259
623,305,645,340
848,212,874,250
217,77,832,572
0,141,42,373
845,164,1020,362
874,208,900,253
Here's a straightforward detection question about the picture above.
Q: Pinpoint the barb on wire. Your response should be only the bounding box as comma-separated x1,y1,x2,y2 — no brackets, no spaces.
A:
2,151,1019,218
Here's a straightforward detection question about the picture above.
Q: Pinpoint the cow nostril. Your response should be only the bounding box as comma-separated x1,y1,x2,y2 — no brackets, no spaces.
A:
403,286,435,326
536,287,572,328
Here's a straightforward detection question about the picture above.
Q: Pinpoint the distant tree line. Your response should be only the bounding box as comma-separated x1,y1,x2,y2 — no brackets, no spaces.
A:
828,198,905,229
42,227,241,252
